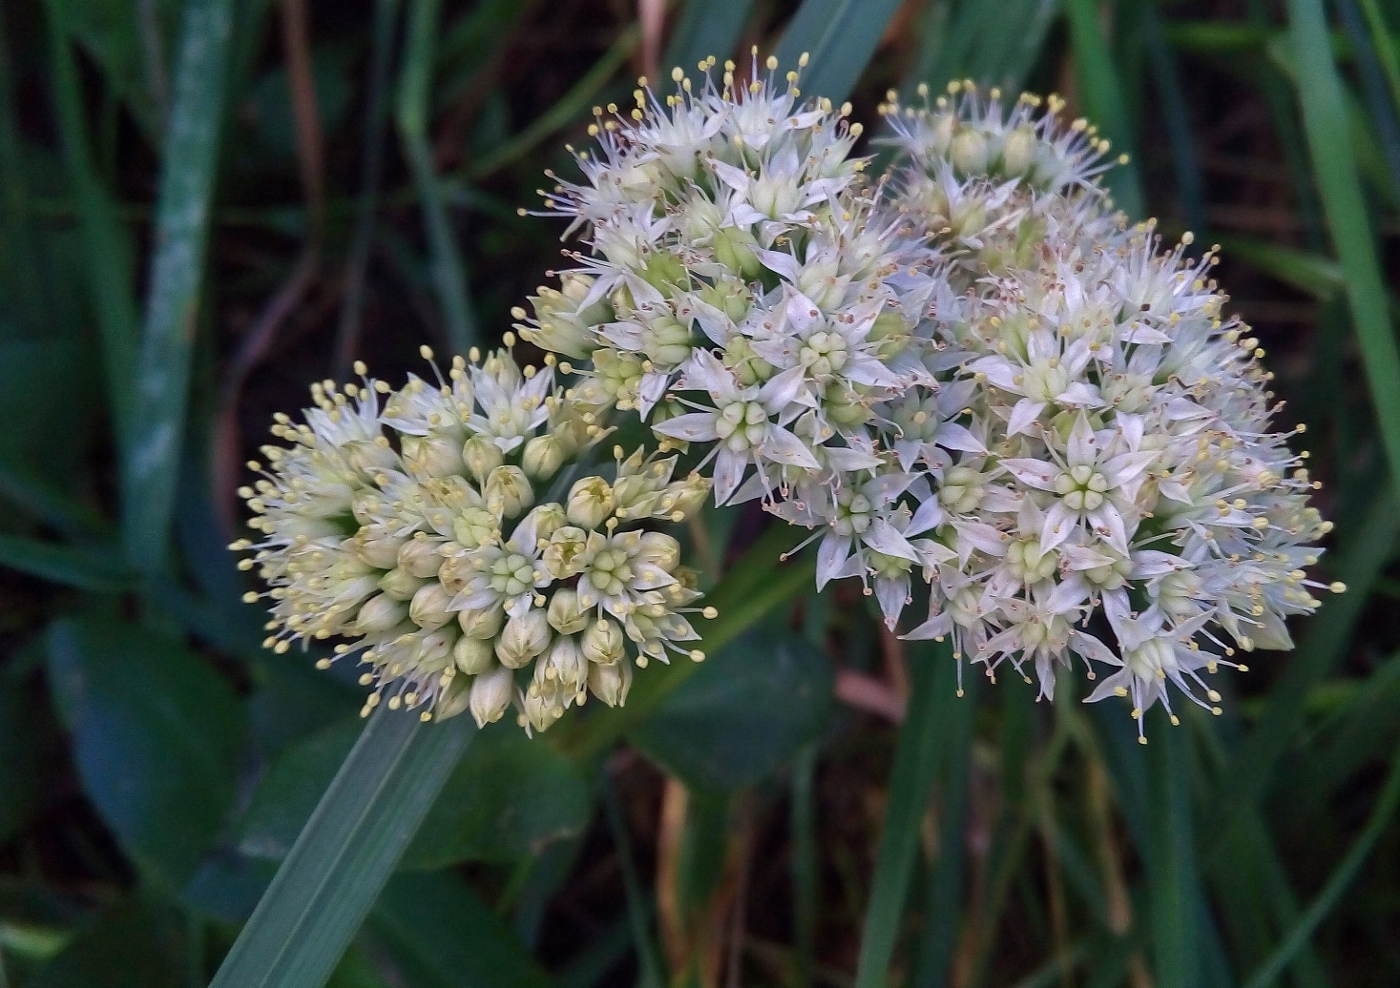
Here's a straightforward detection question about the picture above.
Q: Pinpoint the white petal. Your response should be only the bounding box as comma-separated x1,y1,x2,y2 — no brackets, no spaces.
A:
652,412,720,443
1006,399,1045,438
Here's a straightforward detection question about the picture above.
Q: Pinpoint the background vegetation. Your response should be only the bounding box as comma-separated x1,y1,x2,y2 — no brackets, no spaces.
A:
1,0,1399,985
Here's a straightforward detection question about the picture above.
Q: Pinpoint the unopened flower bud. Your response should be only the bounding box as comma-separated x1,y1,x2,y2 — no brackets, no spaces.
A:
398,537,442,579
588,658,633,707
1001,124,1037,177
496,608,551,668
401,433,463,479
522,435,567,480
485,465,534,519
453,635,495,675
462,436,505,484
409,582,454,630
353,526,405,569
567,476,614,529
547,587,590,635
951,125,989,176
469,666,515,726
538,636,588,691
355,593,406,634
457,603,504,640
378,566,428,601
581,617,626,665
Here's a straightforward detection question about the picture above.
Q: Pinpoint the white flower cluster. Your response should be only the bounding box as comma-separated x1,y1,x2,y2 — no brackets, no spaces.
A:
878,83,1339,737
232,345,711,733
512,67,1337,738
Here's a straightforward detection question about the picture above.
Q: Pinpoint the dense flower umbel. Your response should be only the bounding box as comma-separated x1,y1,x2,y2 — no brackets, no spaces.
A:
231,345,711,732
876,82,1339,738
518,52,935,514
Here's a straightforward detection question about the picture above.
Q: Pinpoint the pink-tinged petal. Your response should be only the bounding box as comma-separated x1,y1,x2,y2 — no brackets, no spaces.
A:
876,575,910,629
936,421,987,453
1001,458,1059,490
1087,505,1131,557
844,356,903,388
1118,413,1145,450
903,611,953,641
713,449,748,504
1066,413,1097,466
816,534,852,590
782,289,823,333
864,519,919,561
908,497,944,536
1039,501,1077,554
1129,550,1184,578
652,412,720,443
761,425,821,469
1058,382,1103,407
966,355,1022,393
688,296,737,345
1006,399,1045,438
1102,450,1158,487
1083,668,1134,704
953,521,1009,558
681,349,740,399
755,249,802,283
599,320,646,349
1071,630,1122,668
1047,574,1091,613
826,445,884,472
758,365,808,412
636,372,669,418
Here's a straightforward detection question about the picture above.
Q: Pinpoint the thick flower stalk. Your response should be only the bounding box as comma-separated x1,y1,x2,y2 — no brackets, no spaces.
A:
876,82,1339,737
231,345,711,733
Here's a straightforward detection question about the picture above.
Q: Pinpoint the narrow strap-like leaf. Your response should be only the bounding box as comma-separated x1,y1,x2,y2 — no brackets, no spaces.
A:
774,0,905,106
209,708,475,988
122,0,236,573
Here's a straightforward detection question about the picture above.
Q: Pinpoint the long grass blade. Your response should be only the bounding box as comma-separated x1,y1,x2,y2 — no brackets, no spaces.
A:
1146,719,1202,988
1242,737,1400,988
0,534,133,593
603,771,666,988
774,0,904,105
43,0,140,452
396,0,477,355
1064,0,1145,218
790,743,819,988
853,640,957,988
210,708,475,988
121,0,236,574
911,670,976,988
1284,0,1400,485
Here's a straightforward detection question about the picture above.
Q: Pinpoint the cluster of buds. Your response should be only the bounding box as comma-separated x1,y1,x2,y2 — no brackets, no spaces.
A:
238,59,1336,740
232,345,711,732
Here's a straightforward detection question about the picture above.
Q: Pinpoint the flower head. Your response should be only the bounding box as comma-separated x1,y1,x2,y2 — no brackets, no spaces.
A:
232,346,711,733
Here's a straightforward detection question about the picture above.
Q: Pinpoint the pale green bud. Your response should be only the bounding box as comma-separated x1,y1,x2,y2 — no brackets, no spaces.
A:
522,435,567,481
457,603,504,640
485,465,534,519
453,635,495,675
469,666,515,726
581,617,626,665
951,125,989,176
588,658,633,707
1001,124,1037,178
452,506,499,549
401,433,463,480
409,582,454,630
462,436,505,485
567,476,614,529
496,608,551,668
547,588,590,635
354,593,406,634
377,566,428,601
352,525,405,569
398,536,442,579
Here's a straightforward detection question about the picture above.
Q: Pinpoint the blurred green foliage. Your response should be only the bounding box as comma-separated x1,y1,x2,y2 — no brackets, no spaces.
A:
1,0,1399,986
